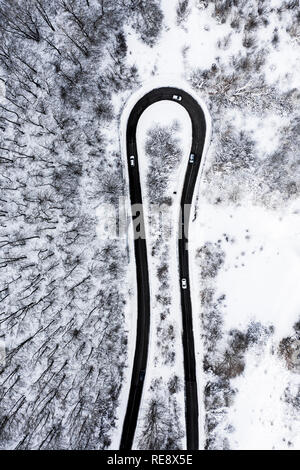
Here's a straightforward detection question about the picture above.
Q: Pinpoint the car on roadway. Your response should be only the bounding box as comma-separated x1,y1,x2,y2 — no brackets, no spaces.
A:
189,153,195,163
130,155,135,167
139,370,145,382
172,95,182,102
181,278,187,289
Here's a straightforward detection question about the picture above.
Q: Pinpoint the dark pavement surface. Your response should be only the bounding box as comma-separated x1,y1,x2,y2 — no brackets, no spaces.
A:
120,87,207,450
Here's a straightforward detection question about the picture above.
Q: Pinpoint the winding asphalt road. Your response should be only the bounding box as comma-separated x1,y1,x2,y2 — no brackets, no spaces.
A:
120,87,207,450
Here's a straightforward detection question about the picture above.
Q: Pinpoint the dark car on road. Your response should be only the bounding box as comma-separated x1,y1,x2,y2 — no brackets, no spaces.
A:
139,370,145,382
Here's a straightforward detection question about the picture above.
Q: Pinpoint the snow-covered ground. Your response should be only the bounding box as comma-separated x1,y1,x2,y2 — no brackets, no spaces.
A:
190,201,300,449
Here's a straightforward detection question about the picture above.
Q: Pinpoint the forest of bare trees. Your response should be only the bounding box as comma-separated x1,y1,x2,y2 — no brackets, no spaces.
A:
0,0,162,449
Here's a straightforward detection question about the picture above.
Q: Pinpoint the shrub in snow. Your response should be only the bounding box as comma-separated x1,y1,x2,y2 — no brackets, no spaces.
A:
279,320,300,373
176,0,190,26
145,122,182,204
196,242,225,279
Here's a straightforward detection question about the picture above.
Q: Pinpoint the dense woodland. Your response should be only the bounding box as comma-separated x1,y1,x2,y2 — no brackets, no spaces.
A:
0,0,162,449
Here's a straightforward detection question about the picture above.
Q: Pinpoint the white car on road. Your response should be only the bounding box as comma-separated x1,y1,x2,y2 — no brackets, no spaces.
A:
172,95,182,102
181,278,187,289
130,155,135,167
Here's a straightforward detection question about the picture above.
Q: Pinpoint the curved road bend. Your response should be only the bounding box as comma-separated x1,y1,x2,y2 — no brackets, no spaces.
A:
120,87,207,450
